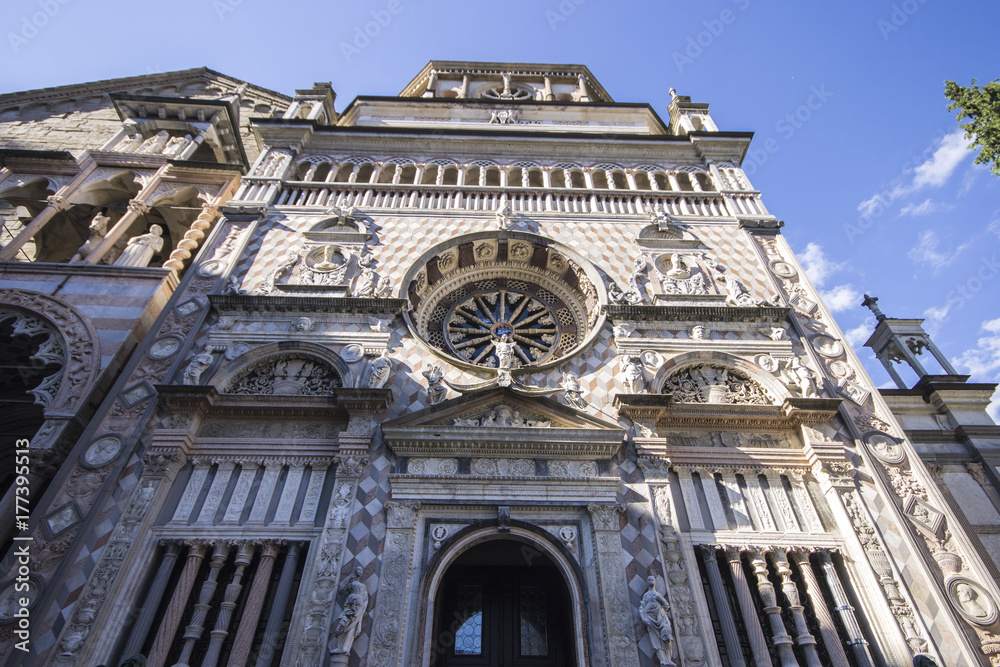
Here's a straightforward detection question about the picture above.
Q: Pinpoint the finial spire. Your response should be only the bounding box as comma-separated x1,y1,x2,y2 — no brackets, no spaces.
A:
862,294,886,322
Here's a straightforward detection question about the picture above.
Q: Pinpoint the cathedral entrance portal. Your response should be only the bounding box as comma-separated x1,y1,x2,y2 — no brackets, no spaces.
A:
432,540,575,666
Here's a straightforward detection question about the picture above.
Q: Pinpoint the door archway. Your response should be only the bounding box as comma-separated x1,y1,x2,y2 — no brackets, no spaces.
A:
422,527,586,666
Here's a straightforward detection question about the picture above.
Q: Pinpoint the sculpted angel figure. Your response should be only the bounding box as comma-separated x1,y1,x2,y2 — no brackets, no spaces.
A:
494,333,516,369
423,364,446,404
623,356,645,393
368,350,392,388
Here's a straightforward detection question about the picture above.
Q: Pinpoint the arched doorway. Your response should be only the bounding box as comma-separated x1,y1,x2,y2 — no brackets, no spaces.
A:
432,539,576,666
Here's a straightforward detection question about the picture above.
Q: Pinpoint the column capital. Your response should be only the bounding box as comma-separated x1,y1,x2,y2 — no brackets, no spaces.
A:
46,194,71,211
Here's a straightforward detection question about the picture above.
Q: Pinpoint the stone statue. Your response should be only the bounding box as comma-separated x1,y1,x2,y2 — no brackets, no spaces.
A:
162,134,192,157
623,356,645,393
368,350,391,388
116,133,144,152
784,355,820,399
645,202,669,226
495,202,513,230
330,566,368,656
663,253,691,280
639,576,675,667
423,364,446,405
353,253,376,297
182,351,214,385
608,281,629,305
114,224,164,268
137,130,169,154
70,212,110,263
627,256,649,304
374,276,392,298
494,333,515,369
562,372,587,409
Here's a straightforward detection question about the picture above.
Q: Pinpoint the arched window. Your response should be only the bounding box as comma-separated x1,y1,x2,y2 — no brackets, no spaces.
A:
676,172,694,192
633,171,651,190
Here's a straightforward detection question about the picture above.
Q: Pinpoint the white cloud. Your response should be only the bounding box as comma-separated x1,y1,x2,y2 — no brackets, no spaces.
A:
959,163,989,196
799,242,843,288
856,129,974,214
907,230,970,272
923,303,951,337
899,198,951,217
911,130,972,190
845,317,876,349
954,318,1000,421
821,284,861,312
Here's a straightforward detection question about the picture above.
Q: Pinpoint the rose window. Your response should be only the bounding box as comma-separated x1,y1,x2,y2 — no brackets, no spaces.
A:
445,289,562,367
404,234,605,372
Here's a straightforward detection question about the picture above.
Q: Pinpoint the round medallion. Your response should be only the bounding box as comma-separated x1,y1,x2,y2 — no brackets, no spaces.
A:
811,334,845,359
948,578,998,626
769,260,798,279
341,344,364,363
305,245,349,273
196,259,224,278
829,360,854,379
148,336,181,360
641,350,662,370
864,431,905,464
82,434,124,469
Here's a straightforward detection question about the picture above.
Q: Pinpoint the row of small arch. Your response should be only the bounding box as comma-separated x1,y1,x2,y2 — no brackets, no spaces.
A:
288,157,734,192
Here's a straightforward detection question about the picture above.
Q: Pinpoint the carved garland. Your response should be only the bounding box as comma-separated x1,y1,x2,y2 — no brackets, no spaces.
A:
223,353,343,395
661,364,773,406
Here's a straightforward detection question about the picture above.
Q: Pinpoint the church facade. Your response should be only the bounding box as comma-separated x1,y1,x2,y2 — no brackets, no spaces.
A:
1,61,999,667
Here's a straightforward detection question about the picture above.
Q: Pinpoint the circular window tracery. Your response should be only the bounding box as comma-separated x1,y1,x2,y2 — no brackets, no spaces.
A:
404,234,603,372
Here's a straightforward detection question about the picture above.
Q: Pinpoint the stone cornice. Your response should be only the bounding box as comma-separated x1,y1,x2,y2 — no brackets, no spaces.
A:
384,426,624,459
209,293,407,315
615,394,842,430
604,303,790,323
388,475,621,504
155,384,392,419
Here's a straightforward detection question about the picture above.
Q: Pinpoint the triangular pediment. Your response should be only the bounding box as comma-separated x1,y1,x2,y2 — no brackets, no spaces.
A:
382,388,625,458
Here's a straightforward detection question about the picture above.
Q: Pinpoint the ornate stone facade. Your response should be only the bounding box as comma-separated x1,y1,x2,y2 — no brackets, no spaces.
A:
1,61,999,667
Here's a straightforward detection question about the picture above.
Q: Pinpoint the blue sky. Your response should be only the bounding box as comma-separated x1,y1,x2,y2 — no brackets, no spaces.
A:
4,0,999,414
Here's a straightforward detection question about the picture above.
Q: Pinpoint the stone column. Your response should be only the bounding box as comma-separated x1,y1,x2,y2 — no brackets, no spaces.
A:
699,546,746,667
787,471,824,533
255,542,301,667
725,546,772,667
227,541,281,667
119,541,182,660
162,203,222,272
790,548,850,667
197,460,236,524
749,547,798,667
298,462,329,524
876,350,910,390
171,460,211,524
202,542,255,667
85,198,152,265
367,501,421,666
273,461,306,524
816,550,875,667
147,540,208,666
248,462,281,523
221,460,259,524
173,541,231,667
0,193,70,260
770,547,821,667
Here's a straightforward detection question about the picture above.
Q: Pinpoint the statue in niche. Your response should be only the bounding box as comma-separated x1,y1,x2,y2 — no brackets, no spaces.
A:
783,355,820,399
562,372,587,409
69,212,110,263
423,365,446,405
137,130,169,154
639,576,676,667
623,356,645,393
114,225,164,267
162,134,192,157
663,253,691,280
182,350,214,385
493,333,515,369
330,566,368,656
627,255,650,304
368,350,392,388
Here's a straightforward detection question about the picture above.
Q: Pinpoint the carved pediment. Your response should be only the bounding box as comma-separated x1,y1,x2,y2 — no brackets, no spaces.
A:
382,387,625,458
